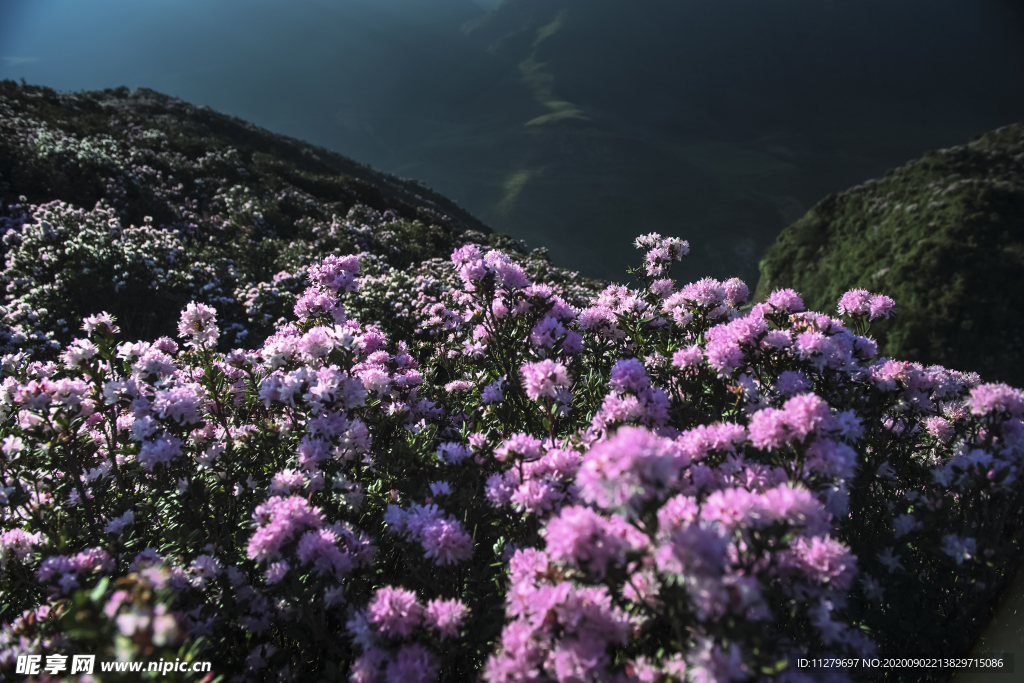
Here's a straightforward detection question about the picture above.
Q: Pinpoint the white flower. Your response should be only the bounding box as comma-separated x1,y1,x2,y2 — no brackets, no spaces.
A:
103,510,135,535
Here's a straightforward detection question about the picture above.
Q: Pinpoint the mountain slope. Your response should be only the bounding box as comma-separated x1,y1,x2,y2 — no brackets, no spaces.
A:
0,81,594,354
755,122,1024,385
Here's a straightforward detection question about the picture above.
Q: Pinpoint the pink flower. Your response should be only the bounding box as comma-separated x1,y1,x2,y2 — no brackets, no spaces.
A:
309,254,360,293
495,433,542,462
577,427,678,510
82,312,120,335
520,360,571,401
723,278,749,306
152,383,206,424
701,488,762,529
420,518,473,566
61,338,98,367
366,586,423,638
544,506,643,577
867,294,896,320
177,301,219,348
764,288,804,313
789,537,856,590
246,496,324,562
837,289,872,316
672,345,703,369
968,383,1024,418
425,598,468,640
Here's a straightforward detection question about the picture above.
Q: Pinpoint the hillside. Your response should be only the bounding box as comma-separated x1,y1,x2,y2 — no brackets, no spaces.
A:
755,122,1024,386
0,81,595,355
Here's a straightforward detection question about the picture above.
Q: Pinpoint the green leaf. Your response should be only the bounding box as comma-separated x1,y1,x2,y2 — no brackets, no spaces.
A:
90,576,110,603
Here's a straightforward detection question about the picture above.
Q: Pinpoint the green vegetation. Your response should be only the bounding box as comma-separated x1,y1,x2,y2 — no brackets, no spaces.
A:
756,123,1024,386
0,81,597,356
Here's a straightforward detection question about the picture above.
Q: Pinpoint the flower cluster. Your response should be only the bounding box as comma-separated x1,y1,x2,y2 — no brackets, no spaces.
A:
1,84,1022,683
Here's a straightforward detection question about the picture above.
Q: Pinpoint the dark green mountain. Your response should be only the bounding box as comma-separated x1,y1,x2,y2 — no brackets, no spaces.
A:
0,81,592,354
755,122,1024,386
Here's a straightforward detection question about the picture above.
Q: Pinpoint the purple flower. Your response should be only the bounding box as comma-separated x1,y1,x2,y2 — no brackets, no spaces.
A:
425,598,468,640
420,517,473,566
788,537,856,589
350,649,387,683
309,254,360,293
544,506,645,577
893,513,920,538
296,528,353,578
655,525,727,577
868,294,896,320
577,427,678,510
103,510,135,535
366,586,423,638
520,360,571,401
530,317,565,348
776,370,810,396
481,378,505,405
138,433,184,471
436,442,470,465
609,358,650,393
968,383,1024,418
723,278,749,306
264,560,289,584
764,288,805,313
485,473,515,507
941,534,977,565
386,643,439,683
837,289,872,316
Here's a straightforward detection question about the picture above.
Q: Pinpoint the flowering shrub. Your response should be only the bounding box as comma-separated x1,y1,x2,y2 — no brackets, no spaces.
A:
0,217,1021,683
1,82,1023,682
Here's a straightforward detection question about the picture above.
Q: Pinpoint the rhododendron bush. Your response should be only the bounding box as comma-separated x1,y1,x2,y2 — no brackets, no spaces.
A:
1,226,1023,683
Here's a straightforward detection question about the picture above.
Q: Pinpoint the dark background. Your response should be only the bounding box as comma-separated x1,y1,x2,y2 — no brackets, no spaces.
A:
2,0,1023,283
